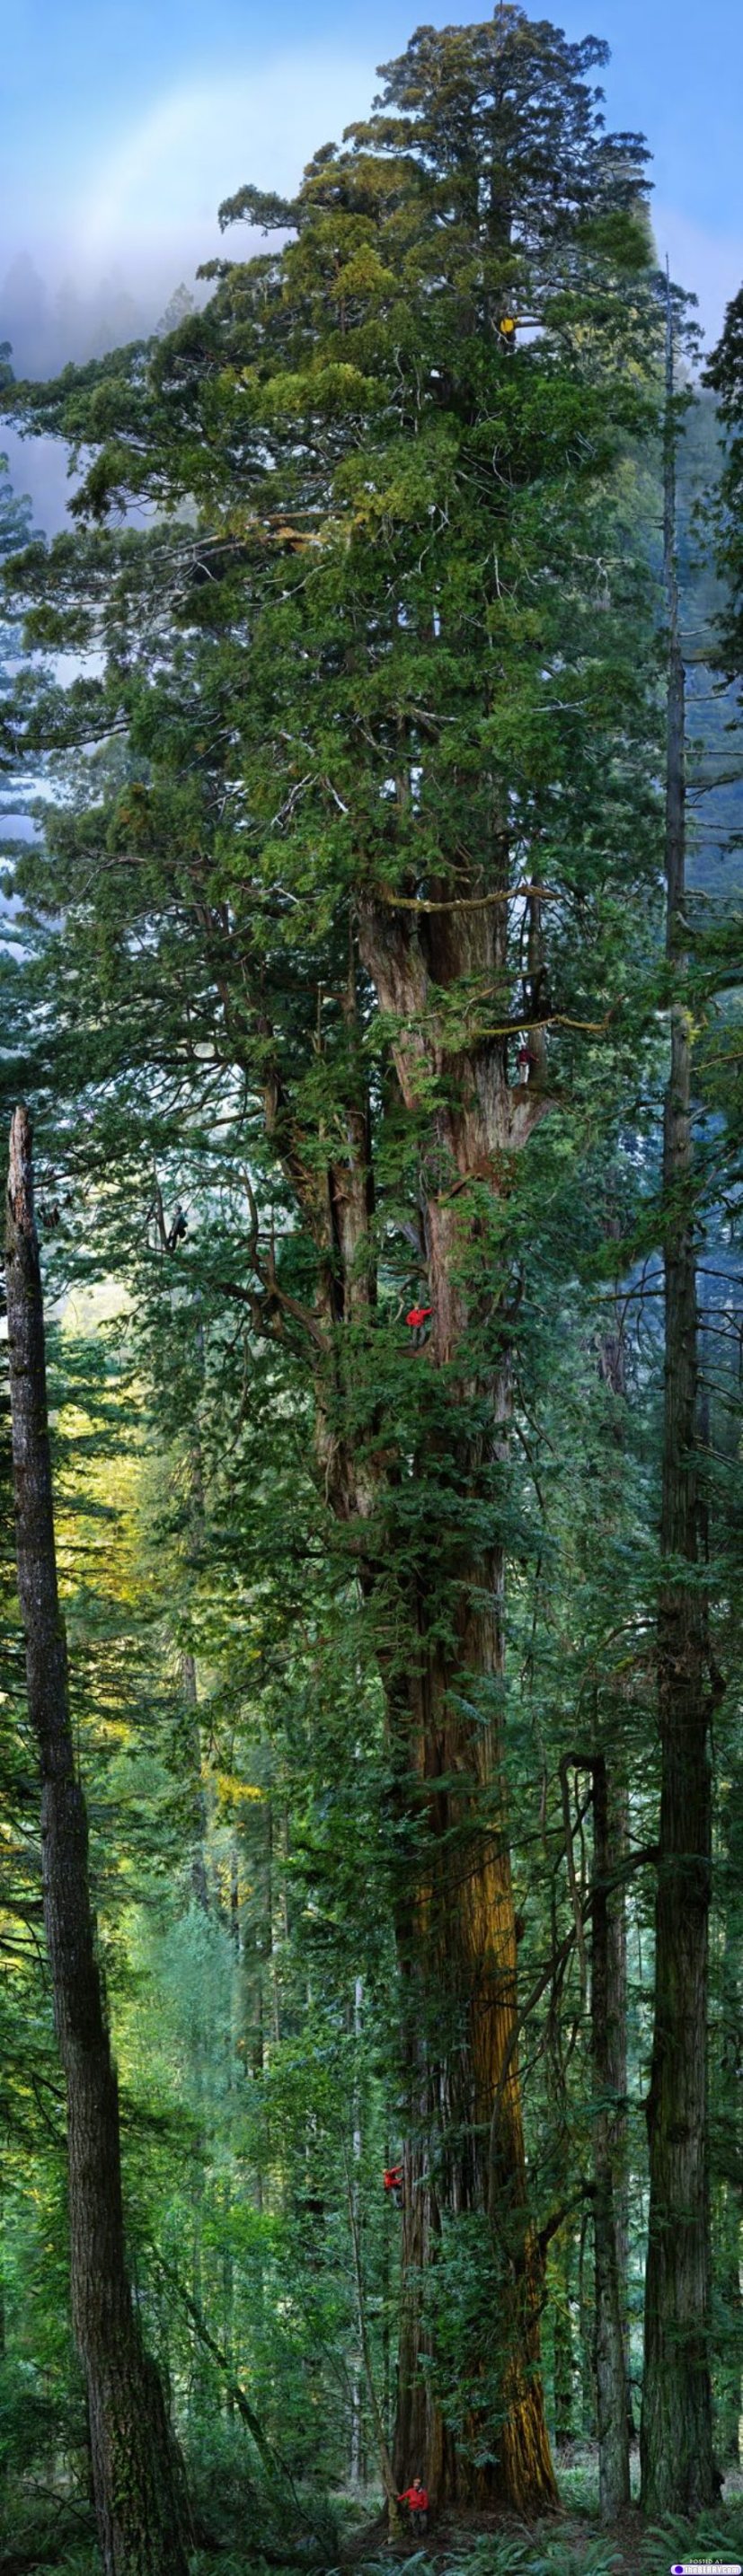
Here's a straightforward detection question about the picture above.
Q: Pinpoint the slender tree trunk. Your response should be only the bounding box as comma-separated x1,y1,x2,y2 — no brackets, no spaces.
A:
640,290,718,2517
181,1648,208,1912
578,2208,596,2439
552,2230,577,2449
182,1326,209,1908
349,1976,364,2489
4,1104,190,2576
606,1770,632,2444
0,2156,5,2503
596,1254,632,2454
344,2140,400,2524
591,1754,631,2518
714,1754,743,2468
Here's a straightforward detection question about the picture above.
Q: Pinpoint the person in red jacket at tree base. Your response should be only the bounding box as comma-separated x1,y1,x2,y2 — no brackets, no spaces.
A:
397,2479,429,2536
405,1304,433,1349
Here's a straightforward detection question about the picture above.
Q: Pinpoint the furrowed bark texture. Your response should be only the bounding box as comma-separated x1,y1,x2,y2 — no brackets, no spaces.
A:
4,1105,190,2576
390,1555,554,2511
388,1435,561,2510
253,883,556,2512
358,895,554,2510
591,1755,631,2519
640,301,717,2516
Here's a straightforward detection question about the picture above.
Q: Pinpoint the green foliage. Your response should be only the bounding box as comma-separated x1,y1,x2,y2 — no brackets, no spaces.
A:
641,2510,743,2571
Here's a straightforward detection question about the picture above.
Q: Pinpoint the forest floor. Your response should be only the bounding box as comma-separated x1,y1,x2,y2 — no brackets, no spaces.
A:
372,2503,743,2571
2,2457,741,2576
339,2457,743,2576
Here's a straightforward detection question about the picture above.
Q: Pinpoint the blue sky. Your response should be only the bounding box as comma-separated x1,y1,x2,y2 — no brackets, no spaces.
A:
3,0,741,353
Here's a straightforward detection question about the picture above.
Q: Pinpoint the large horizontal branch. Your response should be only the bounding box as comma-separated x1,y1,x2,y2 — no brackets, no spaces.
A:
475,1003,621,1040
376,879,559,912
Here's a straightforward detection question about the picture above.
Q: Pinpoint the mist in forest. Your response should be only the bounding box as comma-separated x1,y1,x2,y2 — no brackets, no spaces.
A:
0,45,376,533
0,257,206,530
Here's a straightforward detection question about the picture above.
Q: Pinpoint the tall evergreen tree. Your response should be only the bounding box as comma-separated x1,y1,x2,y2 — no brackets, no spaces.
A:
4,1106,191,2576
636,269,743,2521
2,5,666,2511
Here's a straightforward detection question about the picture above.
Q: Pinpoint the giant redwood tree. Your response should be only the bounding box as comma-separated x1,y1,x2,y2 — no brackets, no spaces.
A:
3,6,667,2510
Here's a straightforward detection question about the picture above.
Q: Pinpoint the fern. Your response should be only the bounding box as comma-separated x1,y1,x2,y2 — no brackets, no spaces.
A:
642,2510,743,2569
437,2536,624,2576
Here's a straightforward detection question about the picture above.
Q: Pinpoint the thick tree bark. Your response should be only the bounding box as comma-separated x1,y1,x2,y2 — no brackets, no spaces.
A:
355,892,555,2510
591,1754,631,2519
389,1534,557,2503
389,1554,556,2511
258,884,556,2511
640,294,718,2516
4,1104,190,2576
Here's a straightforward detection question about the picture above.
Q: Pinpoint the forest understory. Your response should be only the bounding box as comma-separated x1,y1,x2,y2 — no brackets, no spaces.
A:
4,2460,743,2576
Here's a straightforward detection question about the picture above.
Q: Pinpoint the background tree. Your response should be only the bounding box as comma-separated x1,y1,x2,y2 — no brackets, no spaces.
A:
640,286,720,2518
4,1104,191,2576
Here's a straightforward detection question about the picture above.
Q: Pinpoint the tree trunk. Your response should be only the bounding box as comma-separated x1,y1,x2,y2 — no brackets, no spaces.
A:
4,1103,190,2576
385,1539,556,2511
640,289,718,2518
715,1756,743,2467
181,1648,208,1912
266,892,556,2512
552,2230,577,2449
349,1976,364,2489
578,2209,596,2439
355,890,556,2514
307,915,553,2507
591,1754,631,2518
596,1254,632,2454
606,1769,632,2445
